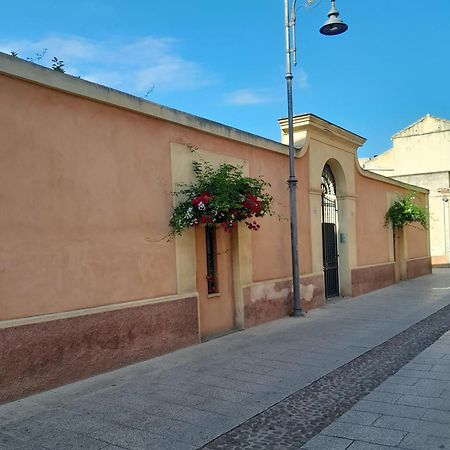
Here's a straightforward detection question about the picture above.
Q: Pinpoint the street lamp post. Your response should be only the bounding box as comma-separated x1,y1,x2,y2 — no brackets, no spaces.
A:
284,0,348,317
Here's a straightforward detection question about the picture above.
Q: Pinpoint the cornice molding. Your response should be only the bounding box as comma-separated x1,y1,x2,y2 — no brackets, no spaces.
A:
279,113,366,149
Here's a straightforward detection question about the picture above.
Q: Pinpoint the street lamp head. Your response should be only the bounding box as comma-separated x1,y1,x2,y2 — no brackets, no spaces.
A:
319,0,348,36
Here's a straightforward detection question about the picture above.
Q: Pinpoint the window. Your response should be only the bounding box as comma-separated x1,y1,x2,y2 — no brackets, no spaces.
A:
205,226,218,294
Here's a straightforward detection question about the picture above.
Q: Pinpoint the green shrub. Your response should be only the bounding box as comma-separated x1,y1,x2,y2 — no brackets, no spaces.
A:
385,193,428,230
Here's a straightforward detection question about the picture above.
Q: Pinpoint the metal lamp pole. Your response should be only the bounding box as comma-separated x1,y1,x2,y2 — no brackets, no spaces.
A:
284,0,302,317
283,0,348,317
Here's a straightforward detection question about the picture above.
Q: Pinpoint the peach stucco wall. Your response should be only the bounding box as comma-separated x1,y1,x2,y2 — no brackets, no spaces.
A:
0,74,310,321
355,166,428,266
1,70,430,322
355,170,392,266
251,149,312,281
0,76,178,320
405,223,429,259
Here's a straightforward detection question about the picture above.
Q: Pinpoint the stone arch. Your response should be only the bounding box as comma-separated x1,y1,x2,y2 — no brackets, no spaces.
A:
309,156,353,298
322,158,352,296
325,158,348,197
288,114,362,300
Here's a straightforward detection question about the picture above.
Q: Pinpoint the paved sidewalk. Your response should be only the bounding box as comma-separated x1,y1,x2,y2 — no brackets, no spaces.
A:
303,330,450,450
1,269,449,450
204,300,450,449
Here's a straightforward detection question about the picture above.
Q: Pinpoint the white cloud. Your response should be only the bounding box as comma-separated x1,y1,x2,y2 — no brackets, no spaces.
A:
0,36,96,61
82,70,126,87
295,68,309,89
134,56,206,91
120,37,176,62
224,89,271,106
0,35,216,95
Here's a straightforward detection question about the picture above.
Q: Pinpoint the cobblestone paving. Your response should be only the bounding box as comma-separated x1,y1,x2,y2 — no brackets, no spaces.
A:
202,303,450,449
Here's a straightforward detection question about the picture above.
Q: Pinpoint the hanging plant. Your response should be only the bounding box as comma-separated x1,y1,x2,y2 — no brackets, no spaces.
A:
385,193,428,231
169,161,273,236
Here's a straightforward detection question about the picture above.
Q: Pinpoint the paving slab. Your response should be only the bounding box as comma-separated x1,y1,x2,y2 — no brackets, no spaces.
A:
322,422,406,447
397,431,450,450
352,400,427,420
302,435,353,449
338,410,381,426
347,443,398,450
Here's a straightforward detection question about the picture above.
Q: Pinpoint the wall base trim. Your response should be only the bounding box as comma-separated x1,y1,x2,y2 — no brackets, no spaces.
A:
0,296,199,404
407,256,432,279
351,262,395,297
243,273,325,328
1,292,198,328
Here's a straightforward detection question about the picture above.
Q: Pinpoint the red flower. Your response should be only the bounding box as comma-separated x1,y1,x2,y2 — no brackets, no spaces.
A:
192,192,213,207
241,193,262,214
220,220,237,232
245,220,261,231
200,215,213,225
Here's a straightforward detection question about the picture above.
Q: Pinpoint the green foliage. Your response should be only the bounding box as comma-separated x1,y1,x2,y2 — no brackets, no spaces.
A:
9,49,67,73
51,57,65,73
169,161,273,237
27,48,48,63
385,193,428,231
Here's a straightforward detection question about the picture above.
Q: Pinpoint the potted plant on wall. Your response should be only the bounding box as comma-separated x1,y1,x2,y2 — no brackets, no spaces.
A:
169,161,274,237
385,192,429,232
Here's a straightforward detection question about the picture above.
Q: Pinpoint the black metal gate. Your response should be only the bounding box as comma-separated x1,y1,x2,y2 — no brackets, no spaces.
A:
322,196,339,298
321,164,339,299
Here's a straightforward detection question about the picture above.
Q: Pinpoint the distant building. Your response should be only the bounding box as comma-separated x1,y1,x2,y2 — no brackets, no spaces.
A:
361,114,450,266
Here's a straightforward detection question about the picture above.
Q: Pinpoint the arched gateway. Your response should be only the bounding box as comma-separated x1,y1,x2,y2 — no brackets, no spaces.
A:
321,164,340,298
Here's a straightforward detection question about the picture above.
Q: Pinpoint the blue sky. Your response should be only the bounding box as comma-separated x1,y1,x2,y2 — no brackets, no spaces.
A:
1,1,449,157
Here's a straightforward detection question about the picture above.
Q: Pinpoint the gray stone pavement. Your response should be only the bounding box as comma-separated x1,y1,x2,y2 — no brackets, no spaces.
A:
303,330,450,450
1,269,449,450
203,300,450,449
